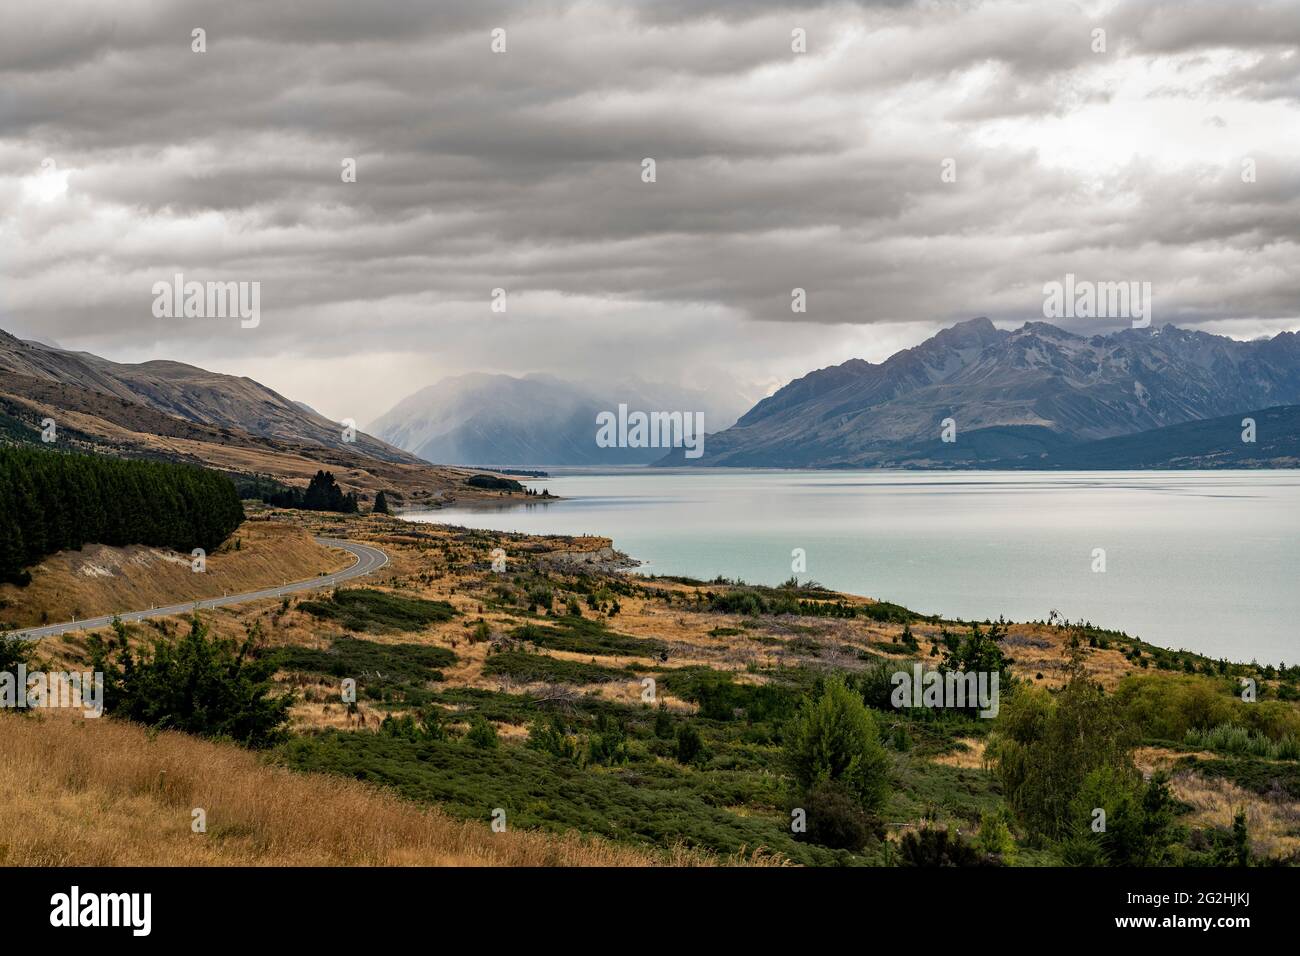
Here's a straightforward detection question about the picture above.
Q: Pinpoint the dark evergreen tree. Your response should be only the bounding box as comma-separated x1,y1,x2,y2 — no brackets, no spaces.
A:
0,446,244,586
88,616,291,748
263,470,359,514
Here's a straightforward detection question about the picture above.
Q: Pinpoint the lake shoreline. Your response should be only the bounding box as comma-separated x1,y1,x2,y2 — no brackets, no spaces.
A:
401,469,1300,665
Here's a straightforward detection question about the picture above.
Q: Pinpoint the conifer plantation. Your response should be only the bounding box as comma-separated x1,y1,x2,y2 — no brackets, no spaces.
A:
0,446,245,586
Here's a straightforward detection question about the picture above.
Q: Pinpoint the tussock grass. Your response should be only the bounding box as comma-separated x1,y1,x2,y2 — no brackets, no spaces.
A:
1184,723,1300,760
1169,769,1300,861
0,711,740,866
482,650,630,685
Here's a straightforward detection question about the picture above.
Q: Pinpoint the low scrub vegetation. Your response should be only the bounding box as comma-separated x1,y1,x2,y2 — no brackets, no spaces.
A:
298,588,455,632
277,635,456,708
35,520,1298,869
89,616,292,748
511,617,666,658
482,649,631,685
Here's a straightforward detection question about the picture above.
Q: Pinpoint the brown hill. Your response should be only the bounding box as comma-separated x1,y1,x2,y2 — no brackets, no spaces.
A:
0,331,526,507
0,328,415,463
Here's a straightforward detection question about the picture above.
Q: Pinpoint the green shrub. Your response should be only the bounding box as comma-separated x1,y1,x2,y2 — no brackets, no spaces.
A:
784,675,890,815
587,713,629,766
466,715,499,749
675,721,706,766
662,668,802,723
481,650,627,685
511,618,665,658
89,616,292,748
1116,672,1300,744
526,585,554,612
527,714,583,764
941,620,1012,690
653,702,674,738
990,655,1135,841
0,633,33,675
798,780,874,851
1066,767,1180,866
853,659,908,712
297,588,455,633
897,827,992,867
275,635,455,686
278,727,845,865
380,710,446,741
975,809,1017,863
858,601,919,624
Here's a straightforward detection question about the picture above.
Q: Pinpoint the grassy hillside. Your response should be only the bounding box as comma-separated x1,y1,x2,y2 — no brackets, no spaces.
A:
0,370,531,509
15,510,1300,867
0,520,348,631
0,710,724,866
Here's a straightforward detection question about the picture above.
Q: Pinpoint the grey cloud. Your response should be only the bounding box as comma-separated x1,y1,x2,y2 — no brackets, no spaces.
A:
1,0,1297,423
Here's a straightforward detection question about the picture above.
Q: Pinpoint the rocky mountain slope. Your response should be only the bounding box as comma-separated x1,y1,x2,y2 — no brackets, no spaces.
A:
665,318,1300,467
0,329,416,464
0,328,514,507
1000,403,1300,470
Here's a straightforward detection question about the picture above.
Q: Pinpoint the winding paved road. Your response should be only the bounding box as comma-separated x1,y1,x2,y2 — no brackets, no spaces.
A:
5,537,389,641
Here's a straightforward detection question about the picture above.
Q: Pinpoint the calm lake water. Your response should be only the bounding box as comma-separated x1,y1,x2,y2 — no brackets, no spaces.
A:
404,469,1300,665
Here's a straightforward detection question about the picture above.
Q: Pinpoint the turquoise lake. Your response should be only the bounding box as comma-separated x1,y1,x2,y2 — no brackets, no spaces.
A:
403,469,1300,665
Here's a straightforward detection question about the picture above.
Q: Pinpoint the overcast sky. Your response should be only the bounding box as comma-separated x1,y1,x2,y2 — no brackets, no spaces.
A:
3,0,1298,425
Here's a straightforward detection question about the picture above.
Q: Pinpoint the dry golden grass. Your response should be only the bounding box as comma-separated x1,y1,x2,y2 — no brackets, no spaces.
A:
11,509,1247,868
931,737,988,769
1132,745,1218,775
0,521,348,630
0,710,764,867
1168,768,1300,862
997,623,1134,689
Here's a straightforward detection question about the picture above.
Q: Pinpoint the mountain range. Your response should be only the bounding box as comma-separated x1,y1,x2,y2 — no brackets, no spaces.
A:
660,318,1300,468
0,328,498,506
369,373,747,467
0,329,414,463
6,320,1299,477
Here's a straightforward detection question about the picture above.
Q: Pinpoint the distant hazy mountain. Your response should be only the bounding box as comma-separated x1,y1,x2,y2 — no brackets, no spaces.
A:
369,373,746,466
0,328,417,464
661,318,1300,468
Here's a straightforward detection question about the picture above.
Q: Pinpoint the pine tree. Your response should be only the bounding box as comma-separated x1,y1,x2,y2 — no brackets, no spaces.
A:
0,447,244,586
